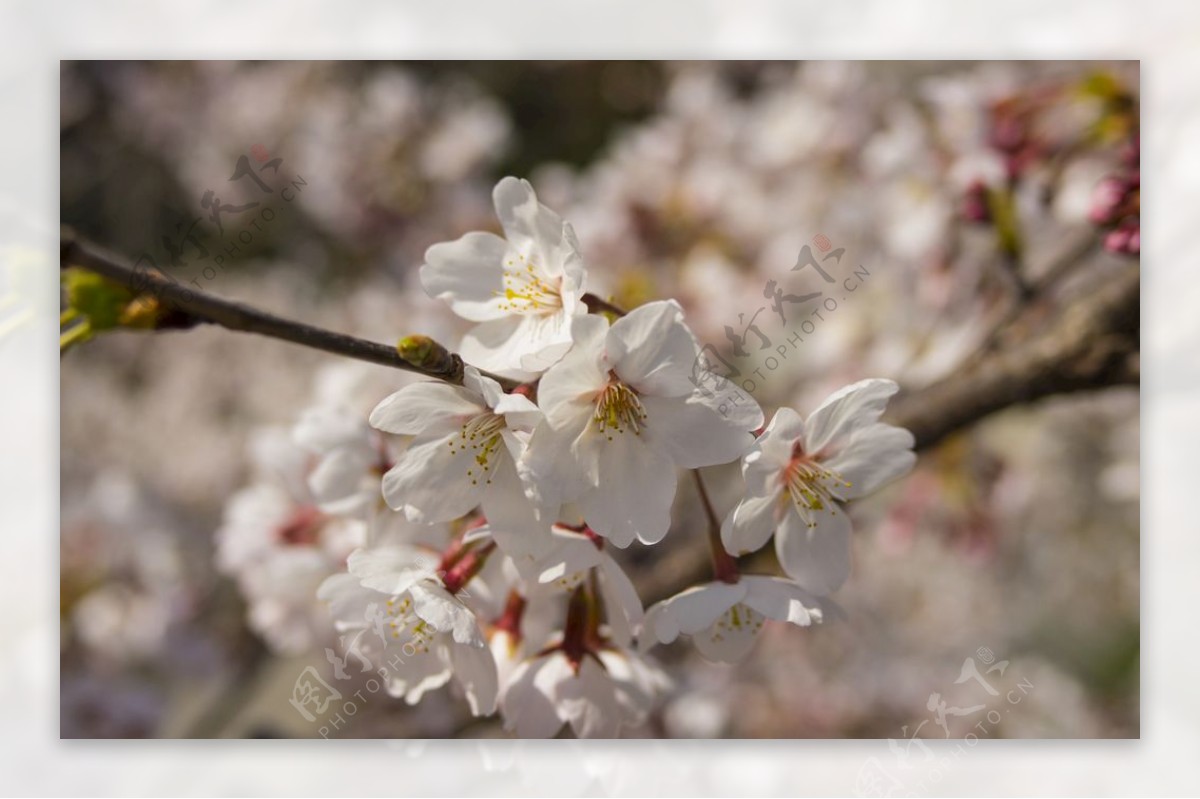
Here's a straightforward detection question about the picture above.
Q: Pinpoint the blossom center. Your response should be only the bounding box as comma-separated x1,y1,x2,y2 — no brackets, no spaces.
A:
711,602,764,643
782,444,852,528
592,376,647,440
448,412,507,486
497,253,562,314
384,594,434,653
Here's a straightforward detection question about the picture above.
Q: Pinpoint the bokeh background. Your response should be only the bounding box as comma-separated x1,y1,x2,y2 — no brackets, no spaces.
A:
58,61,1139,740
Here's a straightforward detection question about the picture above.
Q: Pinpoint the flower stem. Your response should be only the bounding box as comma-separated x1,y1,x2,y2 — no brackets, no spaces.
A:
441,540,496,594
692,469,739,584
582,293,627,318
493,589,527,639
561,584,591,672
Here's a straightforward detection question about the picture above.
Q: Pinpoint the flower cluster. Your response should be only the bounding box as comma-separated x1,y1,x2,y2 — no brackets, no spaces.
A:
275,178,916,737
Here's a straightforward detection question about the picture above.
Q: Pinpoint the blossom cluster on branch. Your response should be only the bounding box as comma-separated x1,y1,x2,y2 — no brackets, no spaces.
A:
216,178,916,737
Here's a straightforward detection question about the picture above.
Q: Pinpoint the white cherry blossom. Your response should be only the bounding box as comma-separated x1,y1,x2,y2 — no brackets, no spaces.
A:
641,576,831,663
501,645,670,738
317,543,498,715
369,366,548,558
216,427,365,654
530,523,644,646
421,176,588,375
523,300,763,547
294,402,395,519
721,379,916,594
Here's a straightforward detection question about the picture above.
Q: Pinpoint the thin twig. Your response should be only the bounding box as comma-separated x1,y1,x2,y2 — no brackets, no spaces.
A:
582,293,627,317
59,228,521,391
692,469,739,583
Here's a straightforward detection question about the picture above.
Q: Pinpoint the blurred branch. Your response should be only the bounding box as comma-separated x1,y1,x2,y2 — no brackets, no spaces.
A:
637,262,1138,604
59,228,521,391
971,229,1100,360
889,262,1138,451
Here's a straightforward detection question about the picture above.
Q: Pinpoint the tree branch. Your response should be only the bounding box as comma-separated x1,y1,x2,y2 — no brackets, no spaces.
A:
59,228,521,391
887,262,1138,451
637,262,1139,604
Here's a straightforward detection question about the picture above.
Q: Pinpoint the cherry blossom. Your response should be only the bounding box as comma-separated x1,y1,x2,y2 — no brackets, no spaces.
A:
523,300,764,547
641,576,832,663
721,379,916,595
501,645,671,738
421,177,588,375
529,523,644,646
216,428,365,654
317,543,498,715
369,366,548,558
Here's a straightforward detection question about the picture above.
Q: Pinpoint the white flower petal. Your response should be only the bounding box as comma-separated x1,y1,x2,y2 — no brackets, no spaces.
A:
502,653,570,738
393,650,454,704
449,639,499,716
519,413,599,508
346,546,435,596
480,458,546,558
409,582,484,646
641,602,678,648
755,407,808,465
293,405,370,455
823,423,916,499
693,603,764,663
536,527,603,587
492,390,542,432
775,501,854,595
493,177,568,260
598,555,644,646
601,649,670,720
316,572,377,631
380,433,486,523
307,446,374,515
657,581,746,636
459,312,575,375
577,434,677,546
606,300,700,398
369,382,484,436
740,575,827,627
720,489,784,556
642,393,760,469
804,378,900,456
536,314,610,429
559,656,623,738
420,230,511,322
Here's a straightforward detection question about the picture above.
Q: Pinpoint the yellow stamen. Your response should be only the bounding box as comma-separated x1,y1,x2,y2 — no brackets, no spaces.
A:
447,412,506,486
495,253,562,314
592,378,648,441
782,447,853,528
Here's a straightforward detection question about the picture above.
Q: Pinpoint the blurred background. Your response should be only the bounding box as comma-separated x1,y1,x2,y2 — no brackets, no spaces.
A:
59,60,1139,739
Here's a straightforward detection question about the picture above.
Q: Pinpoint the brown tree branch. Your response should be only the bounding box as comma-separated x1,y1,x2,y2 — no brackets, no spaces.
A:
637,263,1139,604
888,262,1138,451
59,228,521,391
